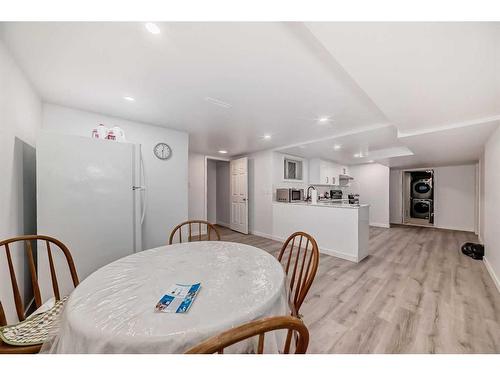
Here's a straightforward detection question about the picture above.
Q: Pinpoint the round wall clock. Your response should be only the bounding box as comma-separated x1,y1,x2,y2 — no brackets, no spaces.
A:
153,142,172,160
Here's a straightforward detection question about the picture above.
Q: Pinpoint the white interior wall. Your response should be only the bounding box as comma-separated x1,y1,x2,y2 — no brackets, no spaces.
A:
42,103,189,250
206,159,217,224
389,164,477,232
188,153,205,221
188,151,273,237
389,169,403,224
272,152,309,196
216,161,230,227
478,154,485,242
483,125,500,292
349,163,390,227
0,40,42,323
433,164,476,232
190,151,394,239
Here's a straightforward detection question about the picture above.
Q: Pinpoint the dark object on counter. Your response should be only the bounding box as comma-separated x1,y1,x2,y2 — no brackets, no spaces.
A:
276,188,304,203
330,190,342,199
461,242,484,260
348,194,359,205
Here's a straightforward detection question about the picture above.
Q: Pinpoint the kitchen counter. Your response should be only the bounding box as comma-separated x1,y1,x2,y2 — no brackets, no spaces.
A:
272,201,369,262
277,201,369,209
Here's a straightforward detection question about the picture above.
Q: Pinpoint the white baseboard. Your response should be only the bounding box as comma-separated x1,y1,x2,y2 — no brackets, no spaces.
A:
317,247,362,262
216,221,230,228
250,230,361,263
483,256,500,295
370,222,390,228
435,224,475,232
390,220,403,225
249,230,278,241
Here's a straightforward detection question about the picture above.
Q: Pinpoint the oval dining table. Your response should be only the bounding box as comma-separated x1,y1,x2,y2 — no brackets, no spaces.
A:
42,241,288,354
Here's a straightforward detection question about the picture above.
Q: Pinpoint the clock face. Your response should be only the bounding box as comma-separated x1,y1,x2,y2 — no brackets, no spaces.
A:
153,143,172,160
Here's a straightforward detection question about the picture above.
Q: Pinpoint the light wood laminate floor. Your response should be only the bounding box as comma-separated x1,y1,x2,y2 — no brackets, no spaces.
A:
216,225,500,353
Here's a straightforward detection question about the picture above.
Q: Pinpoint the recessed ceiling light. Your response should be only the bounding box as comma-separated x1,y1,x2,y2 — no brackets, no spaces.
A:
353,153,361,158
368,160,374,163
318,116,330,123
263,134,272,140
145,22,161,34
333,144,342,150
123,96,135,102
218,150,228,154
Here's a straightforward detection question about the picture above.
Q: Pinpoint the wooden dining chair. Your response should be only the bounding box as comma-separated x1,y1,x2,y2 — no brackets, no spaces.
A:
0,235,79,354
168,220,221,245
185,316,309,354
277,232,320,318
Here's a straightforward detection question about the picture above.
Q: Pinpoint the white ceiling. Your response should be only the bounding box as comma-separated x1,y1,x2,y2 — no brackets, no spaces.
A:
0,22,387,156
1,22,499,166
391,118,500,168
277,124,413,166
278,119,500,167
306,22,500,133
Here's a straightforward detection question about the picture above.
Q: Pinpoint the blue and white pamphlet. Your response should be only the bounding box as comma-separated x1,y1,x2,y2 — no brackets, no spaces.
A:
155,283,201,313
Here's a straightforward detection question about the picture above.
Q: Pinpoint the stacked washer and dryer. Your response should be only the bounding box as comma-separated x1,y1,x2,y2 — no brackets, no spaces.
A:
410,171,434,223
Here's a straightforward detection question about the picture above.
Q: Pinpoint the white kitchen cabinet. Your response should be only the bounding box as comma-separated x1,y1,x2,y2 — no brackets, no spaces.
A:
309,158,321,184
321,162,334,185
309,158,338,186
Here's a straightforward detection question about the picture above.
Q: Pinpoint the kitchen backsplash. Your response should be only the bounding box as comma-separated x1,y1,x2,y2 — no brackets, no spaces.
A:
315,185,350,198
272,184,352,200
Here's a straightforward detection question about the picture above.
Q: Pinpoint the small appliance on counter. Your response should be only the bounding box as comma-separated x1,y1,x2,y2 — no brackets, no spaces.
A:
276,188,304,202
348,194,359,204
330,190,343,200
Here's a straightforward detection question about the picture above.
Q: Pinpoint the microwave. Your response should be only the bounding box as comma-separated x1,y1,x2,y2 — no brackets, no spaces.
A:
276,188,304,203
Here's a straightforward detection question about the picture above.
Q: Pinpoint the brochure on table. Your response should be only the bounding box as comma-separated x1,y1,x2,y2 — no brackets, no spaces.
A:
155,283,201,313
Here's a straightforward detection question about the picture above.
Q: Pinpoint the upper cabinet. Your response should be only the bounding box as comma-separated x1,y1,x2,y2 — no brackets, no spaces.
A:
309,159,353,186
309,158,338,185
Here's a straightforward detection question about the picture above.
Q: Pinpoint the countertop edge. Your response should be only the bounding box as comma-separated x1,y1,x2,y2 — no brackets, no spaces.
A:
272,201,369,209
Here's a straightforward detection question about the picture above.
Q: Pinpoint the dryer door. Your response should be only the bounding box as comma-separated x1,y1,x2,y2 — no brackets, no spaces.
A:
412,200,431,219
412,179,432,199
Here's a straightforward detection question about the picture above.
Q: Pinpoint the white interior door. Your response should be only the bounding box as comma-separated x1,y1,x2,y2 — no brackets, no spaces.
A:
230,157,248,234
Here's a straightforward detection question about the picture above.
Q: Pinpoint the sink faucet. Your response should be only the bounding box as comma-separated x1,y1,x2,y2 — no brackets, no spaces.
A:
306,185,316,201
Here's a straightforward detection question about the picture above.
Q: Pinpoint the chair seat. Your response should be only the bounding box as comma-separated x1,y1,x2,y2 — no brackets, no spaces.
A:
0,340,41,354
0,296,67,349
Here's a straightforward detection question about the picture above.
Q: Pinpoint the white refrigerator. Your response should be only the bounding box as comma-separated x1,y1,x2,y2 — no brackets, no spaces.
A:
36,132,145,301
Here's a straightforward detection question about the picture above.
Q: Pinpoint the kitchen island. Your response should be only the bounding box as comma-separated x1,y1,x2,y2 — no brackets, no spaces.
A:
272,201,369,262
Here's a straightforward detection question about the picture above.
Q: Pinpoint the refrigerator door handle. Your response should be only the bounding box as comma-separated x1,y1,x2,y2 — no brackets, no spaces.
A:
139,150,147,226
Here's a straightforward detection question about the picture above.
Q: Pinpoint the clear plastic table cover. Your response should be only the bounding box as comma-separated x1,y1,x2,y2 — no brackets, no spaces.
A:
41,241,288,354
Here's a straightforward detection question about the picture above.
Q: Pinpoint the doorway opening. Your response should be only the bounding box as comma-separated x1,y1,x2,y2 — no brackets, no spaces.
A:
402,169,434,227
205,158,231,229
